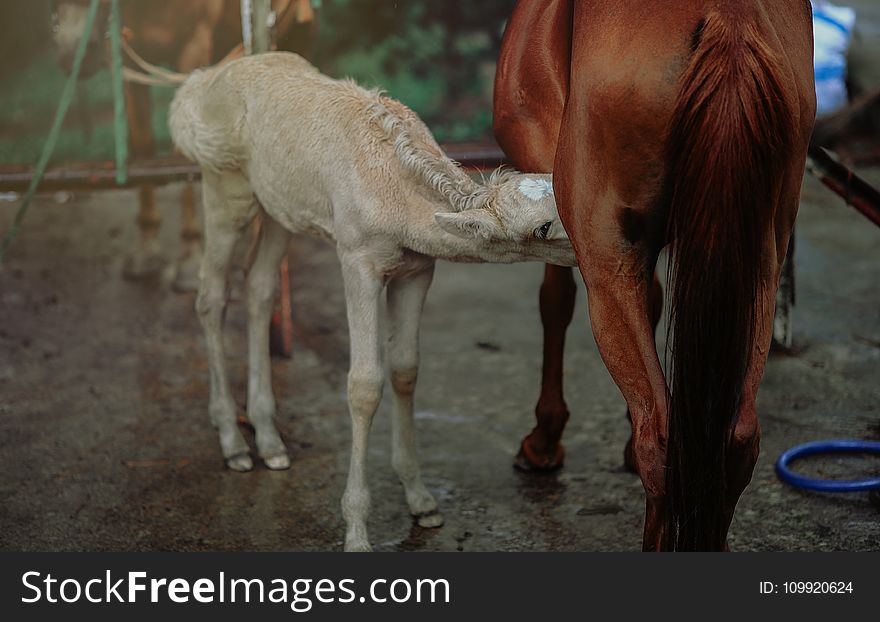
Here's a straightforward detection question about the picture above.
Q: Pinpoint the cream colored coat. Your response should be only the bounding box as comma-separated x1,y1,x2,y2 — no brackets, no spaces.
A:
169,52,576,551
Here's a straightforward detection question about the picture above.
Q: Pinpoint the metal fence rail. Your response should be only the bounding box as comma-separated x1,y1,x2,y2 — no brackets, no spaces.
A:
0,144,509,194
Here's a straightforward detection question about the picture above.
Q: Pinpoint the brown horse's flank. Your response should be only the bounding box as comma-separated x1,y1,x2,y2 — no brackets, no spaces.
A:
662,10,797,550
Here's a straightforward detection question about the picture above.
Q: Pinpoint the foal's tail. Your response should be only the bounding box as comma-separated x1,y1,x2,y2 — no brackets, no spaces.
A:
662,11,796,550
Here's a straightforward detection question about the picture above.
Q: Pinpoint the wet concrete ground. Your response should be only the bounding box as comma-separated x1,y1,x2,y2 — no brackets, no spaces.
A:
1,169,878,552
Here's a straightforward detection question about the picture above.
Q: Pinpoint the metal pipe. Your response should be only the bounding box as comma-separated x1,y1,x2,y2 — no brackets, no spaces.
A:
806,144,880,229
252,0,272,54
0,146,508,194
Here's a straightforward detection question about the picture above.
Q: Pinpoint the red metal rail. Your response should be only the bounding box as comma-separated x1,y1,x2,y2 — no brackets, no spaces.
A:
0,143,507,193
807,145,880,229
2,143,878,233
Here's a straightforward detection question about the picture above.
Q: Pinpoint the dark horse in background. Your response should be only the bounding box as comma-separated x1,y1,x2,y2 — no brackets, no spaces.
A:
813,87,880,162
50,0,316,290
494,0,815,550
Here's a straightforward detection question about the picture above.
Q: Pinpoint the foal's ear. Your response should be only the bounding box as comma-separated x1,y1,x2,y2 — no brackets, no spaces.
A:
434,209,503,240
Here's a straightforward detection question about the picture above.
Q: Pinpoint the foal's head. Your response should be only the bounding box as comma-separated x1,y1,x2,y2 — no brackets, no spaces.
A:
434,173,569,244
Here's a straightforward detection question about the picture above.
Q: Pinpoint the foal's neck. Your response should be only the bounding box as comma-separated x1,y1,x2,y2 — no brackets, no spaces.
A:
400,192,520,264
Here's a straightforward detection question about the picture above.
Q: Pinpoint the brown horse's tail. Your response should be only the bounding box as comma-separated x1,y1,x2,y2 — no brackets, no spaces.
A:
662,11,796,550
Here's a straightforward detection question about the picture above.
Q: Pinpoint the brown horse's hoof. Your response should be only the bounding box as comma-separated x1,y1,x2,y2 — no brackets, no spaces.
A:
514,438,565,473
170,257,201,293
122,253,165,281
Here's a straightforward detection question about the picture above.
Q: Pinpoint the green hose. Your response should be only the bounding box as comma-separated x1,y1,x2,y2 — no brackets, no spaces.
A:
0,0,101,263
109,0,129,186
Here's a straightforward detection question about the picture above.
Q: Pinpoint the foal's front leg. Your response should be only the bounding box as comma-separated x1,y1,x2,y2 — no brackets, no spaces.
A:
387,264,443,528
339,253,385,552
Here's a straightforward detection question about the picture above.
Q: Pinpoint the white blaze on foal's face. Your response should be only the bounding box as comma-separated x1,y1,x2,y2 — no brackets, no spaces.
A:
434,174,567,242
518,177,554,201
502,175,565,241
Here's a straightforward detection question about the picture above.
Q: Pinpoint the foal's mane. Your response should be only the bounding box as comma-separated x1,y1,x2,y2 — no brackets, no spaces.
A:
357,84,515,212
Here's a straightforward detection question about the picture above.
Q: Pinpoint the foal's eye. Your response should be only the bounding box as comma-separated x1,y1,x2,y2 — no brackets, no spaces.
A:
534,221,552,239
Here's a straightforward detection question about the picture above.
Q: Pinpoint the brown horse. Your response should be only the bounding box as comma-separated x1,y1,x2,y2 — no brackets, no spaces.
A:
495,0,816,550
51,0,316,289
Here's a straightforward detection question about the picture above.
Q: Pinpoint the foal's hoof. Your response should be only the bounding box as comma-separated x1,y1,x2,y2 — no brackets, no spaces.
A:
415,511,444,529
122,253,165,281
344,541,373,553
226,453,254,472
514,438,565,473
263,453,291,471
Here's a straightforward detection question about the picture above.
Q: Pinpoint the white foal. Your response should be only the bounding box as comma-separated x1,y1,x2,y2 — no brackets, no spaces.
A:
170,52,576,551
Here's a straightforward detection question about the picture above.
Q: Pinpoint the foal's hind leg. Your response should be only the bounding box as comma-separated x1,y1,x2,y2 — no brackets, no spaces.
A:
197,170,258,472
386,263,443,528
516,264,577,472
245,214,291,470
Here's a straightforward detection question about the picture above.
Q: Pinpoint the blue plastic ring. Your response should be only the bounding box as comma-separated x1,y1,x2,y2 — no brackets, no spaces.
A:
775,440,880,492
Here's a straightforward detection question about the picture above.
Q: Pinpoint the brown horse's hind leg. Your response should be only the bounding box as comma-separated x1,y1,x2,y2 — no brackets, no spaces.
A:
171,183,203,292
171,20,216,292
722,212,797,547
122,82,164,280
578,248,670,551
553,68,672,547
624,270,664,473
579,249,669,551
515,264,576,472
719,282,774,548
553,156,669,548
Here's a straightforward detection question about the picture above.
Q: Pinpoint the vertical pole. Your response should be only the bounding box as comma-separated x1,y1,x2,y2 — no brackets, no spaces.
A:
252,0,272,54
240,0,254,55
242,0,293,357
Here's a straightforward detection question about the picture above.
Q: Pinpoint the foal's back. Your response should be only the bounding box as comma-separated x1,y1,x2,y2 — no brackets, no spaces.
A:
171,52,429,239
173,54,353,172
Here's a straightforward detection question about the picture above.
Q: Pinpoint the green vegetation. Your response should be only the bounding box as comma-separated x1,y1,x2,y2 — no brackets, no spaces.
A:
316,0,514,141
0,53,177,163
0,0,514,165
